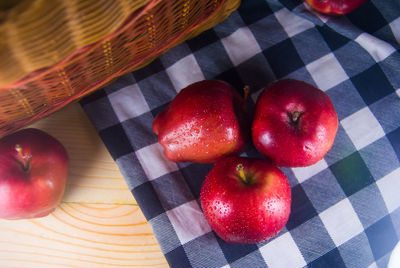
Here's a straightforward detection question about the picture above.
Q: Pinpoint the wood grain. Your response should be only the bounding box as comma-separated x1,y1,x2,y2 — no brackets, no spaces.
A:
28,103,135,205
0,203,167,267
0,103,168,267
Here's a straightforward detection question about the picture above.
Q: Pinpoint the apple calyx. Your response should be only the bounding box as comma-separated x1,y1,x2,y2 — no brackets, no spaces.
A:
15,144,32,172
289,111,302,128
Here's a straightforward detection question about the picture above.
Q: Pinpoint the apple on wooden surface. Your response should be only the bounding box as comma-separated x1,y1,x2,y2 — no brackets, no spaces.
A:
153,80,249,163
252,79,338,167
200,156,291,244
304,0,366,15
0,128,69,220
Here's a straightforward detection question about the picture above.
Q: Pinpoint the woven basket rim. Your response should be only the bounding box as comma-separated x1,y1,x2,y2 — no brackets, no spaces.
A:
0,0,151,88
0,0,163,90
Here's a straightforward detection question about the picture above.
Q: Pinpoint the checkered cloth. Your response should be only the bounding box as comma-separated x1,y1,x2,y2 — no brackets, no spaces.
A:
80,0,400,267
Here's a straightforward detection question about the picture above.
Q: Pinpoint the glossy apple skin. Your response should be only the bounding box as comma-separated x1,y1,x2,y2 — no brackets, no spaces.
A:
200,156,291,244
153,80,248,163
252,79,338,167
0,128,69,220
305,0,366,15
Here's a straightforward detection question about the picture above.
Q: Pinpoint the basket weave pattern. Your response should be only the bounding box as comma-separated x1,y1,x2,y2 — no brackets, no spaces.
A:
0,0,240,137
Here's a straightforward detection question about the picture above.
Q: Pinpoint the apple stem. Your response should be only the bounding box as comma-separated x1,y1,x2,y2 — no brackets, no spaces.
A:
243,86,250,102
242,86,250,110
15,144,31,172
236,163,247,184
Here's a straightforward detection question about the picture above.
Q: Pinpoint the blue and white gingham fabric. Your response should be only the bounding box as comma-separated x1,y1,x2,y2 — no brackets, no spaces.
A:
81,0,400,267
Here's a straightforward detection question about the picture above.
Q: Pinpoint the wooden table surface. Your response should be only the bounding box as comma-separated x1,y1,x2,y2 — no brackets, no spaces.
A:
0,103,168,267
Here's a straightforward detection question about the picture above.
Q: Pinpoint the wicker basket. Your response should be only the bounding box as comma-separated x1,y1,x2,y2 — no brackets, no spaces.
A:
0,0,240,137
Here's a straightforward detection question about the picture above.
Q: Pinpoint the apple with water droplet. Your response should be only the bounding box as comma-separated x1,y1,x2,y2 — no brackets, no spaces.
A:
153,80,249,163
0,128,69,219
200,156,291,244
252,79,338,167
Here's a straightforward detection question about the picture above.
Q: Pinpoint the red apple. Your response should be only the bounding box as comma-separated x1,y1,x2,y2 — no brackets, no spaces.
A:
200,156,291,244
252,79,338,167
0,128,69,220
304,0,366,15
153,80,249,163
